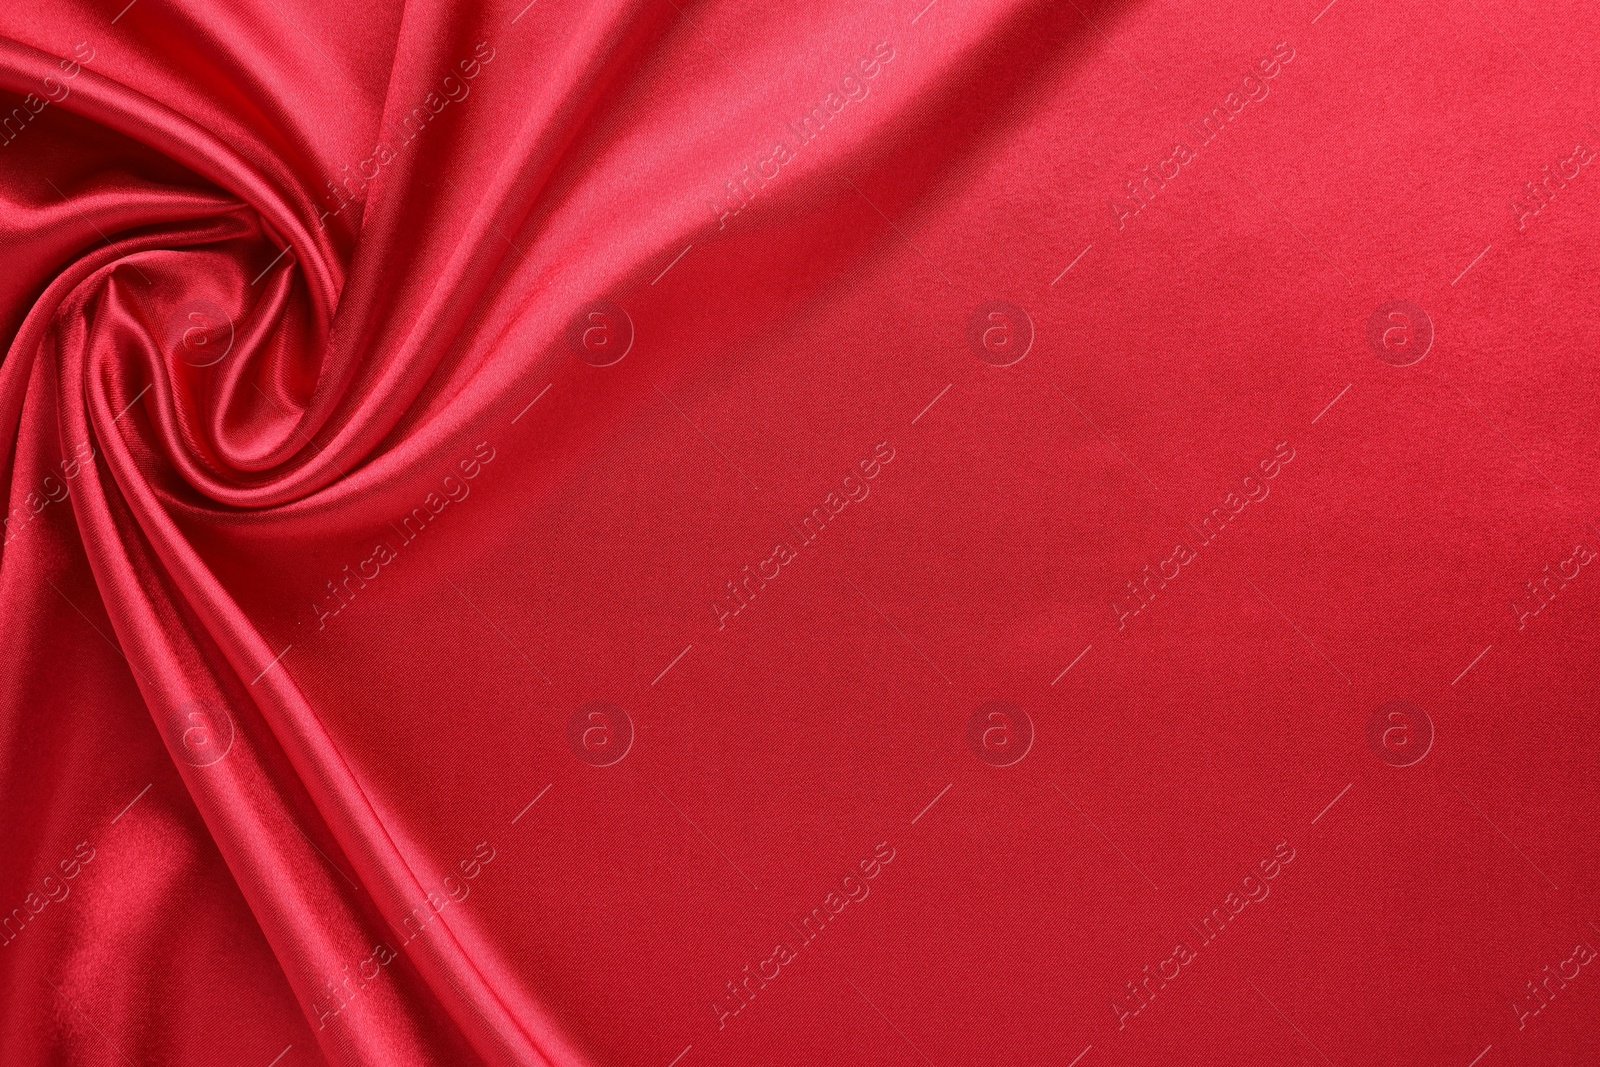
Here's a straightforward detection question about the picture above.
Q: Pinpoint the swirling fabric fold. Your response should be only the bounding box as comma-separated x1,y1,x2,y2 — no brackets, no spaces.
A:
10,0,1599,1065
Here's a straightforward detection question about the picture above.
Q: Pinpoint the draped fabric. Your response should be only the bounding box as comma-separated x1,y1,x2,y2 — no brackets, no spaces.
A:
2,0,1597,1064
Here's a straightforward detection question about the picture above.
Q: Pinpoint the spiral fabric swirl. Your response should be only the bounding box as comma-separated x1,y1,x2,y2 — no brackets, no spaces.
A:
2,1,1598,1065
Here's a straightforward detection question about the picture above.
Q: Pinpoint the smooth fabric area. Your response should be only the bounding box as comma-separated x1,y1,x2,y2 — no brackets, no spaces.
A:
1,0,1598,1064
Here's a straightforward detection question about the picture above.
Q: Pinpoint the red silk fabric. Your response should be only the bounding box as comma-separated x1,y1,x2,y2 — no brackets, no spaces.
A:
2,0,1598,1064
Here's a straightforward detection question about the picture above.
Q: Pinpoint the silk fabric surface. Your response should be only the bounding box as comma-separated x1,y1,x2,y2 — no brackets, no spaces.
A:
2,0,1598,1064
